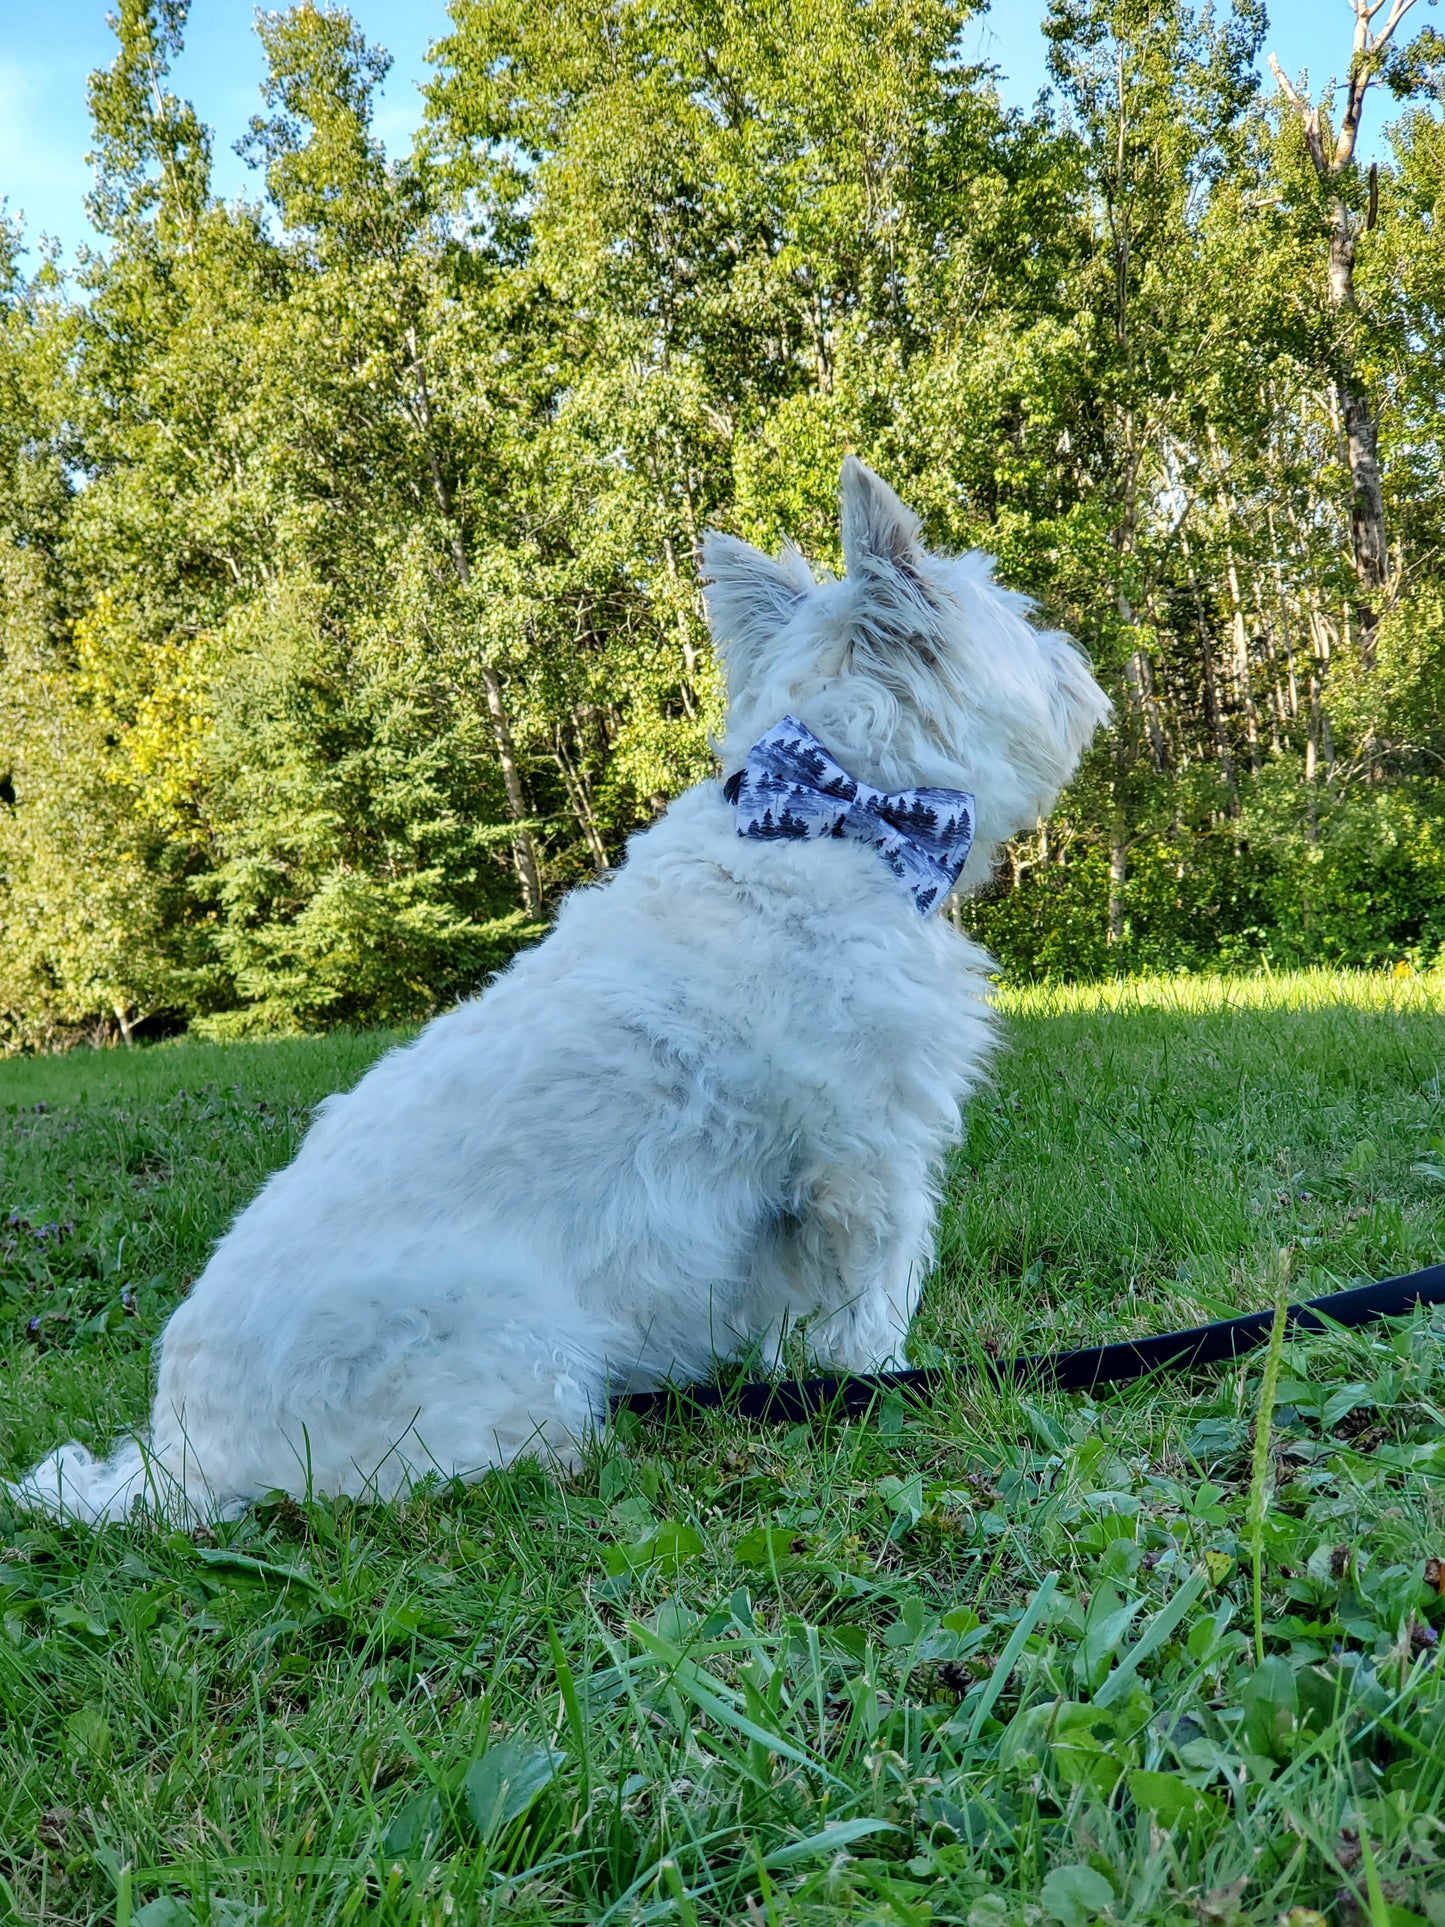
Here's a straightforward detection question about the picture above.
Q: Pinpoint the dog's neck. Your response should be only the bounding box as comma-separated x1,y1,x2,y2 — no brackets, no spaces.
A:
724,716,975,916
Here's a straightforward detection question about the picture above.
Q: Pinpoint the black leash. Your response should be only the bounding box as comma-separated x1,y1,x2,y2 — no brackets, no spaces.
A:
616,1260,1445,1425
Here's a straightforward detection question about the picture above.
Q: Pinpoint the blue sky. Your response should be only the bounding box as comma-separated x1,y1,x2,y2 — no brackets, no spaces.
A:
0,0,1404,267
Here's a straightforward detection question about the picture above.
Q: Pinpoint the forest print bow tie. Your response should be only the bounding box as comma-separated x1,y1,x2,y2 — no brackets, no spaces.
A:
724,716,975,915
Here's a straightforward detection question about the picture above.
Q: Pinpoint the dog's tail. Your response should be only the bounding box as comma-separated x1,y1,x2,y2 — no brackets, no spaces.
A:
6,1438,153,1523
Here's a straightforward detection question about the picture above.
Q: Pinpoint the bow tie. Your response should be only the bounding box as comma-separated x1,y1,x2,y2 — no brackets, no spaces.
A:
723,717,975,915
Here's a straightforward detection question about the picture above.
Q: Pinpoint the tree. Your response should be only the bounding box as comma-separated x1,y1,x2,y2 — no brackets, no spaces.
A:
8,0,1445,1041
1268,0,1435,661
246,3,551,914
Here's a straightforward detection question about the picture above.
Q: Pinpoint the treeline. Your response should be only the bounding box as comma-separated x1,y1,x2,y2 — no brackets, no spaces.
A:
3,0,1445,1046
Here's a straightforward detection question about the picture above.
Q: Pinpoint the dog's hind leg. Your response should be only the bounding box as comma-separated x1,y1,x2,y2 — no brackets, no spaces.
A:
377,1332,604,1488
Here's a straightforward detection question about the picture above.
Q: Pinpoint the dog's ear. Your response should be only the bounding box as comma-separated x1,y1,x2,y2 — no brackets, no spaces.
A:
1044,629,1114,766
839,457,924,581
699,532,813,661
838,459,944,665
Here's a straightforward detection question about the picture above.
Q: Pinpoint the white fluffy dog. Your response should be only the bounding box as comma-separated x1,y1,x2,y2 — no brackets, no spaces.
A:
9,461,1108,1522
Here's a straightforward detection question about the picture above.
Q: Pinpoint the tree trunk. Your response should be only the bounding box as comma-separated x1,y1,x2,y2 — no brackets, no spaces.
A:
1180,533,1238,804
1305,671,1322,845
1328,205,1388,664
1251,574,1286,750
1339,361,1388,663
1127,642,1170,771
1223,540,1260,771
477,658,545,913
1264,504,1301,722
1285,498,1340,784
659,529,699,720
1269,12,1418,668
553,727,611,872
407,329,544,914
1301,582,1337,780
1205,433,1261,770
1107,799,1127,949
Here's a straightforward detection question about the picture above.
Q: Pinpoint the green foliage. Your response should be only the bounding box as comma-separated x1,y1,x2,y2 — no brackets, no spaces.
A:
196,579,532,1034
6,0,1445,1036
3,977,1445,1921
974,761,1445,979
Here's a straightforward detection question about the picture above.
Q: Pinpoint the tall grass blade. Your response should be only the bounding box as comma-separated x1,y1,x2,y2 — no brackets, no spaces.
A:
964,1571,1059,1745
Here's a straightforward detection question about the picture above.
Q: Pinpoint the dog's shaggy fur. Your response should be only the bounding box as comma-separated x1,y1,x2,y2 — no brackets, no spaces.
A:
9,461,1109,1522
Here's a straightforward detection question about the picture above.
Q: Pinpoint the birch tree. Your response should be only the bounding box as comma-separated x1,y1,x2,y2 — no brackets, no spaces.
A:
1268,0,1431,661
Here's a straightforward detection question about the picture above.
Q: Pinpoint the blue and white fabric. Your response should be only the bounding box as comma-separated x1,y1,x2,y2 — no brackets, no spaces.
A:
725,716,975,915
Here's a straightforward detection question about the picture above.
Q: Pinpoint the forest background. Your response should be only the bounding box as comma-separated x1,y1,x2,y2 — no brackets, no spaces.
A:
3,0,1445,1047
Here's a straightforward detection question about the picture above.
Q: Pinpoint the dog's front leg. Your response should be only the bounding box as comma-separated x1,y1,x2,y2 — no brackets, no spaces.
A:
801,1189,936,1374
738,1167,935,1376
735,1140,940,1372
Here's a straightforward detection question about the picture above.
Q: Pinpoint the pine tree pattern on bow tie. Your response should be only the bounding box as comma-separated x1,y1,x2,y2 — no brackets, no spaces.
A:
728,717,975,914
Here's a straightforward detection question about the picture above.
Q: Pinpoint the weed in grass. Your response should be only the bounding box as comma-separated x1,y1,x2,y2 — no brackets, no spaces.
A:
0,973,1443,1923
1248,1271,1292,1668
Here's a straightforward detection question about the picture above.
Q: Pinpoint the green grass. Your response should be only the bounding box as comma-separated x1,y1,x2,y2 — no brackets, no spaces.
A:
2,971,1444,1926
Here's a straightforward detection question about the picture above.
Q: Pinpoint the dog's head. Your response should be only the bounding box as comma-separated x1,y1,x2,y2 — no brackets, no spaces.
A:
701,459,1111,883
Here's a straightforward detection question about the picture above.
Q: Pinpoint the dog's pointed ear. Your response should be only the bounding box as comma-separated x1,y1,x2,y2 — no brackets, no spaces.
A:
839,457,924,580
700,531,813,659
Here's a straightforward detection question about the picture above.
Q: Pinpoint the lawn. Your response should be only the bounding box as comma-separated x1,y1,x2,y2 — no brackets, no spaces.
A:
1,971,1443,1926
